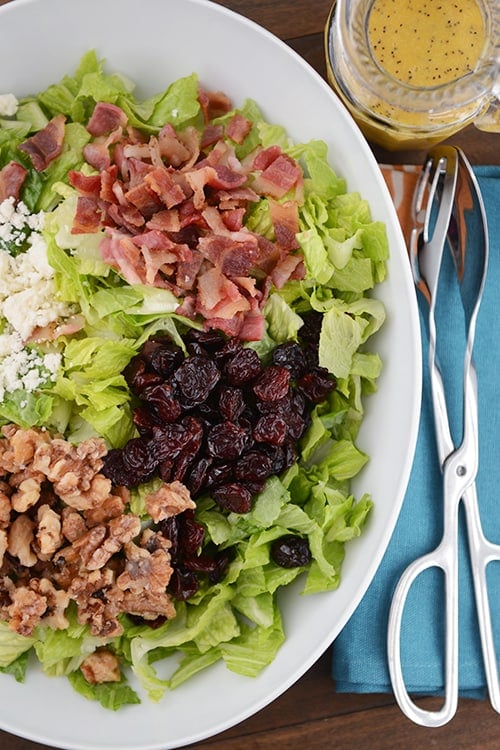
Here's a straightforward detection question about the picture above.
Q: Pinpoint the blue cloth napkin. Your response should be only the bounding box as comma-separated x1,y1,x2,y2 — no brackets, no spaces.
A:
333,166,500,698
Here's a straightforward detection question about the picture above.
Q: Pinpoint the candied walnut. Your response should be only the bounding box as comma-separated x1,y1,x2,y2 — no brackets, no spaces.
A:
83,493,126,527
0,575,14,619
72,525,107,566
118,589,176,621
7,583,47,636
33,436,109,508
70,569,123,638
145,480,195,523
36,504,63,556
80,648,121,684
0,529,7,568
30,577,69,630
8,515,37,567
73,515,141,571
61,508,87,543
116,542,173,594
0,426,51,473
9,471,44,513
140,528,171,554
0,483,11,529
60,474,111,510
51,543,82,588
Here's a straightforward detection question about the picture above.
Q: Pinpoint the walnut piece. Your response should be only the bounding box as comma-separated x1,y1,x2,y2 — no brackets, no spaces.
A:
36,504,63,556
0,425,190,640
8,515,37,567
80,648,121,684
145,480,195,523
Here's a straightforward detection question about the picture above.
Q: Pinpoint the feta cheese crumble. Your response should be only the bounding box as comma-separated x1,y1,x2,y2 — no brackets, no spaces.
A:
0,93,18,117
0,197,76,400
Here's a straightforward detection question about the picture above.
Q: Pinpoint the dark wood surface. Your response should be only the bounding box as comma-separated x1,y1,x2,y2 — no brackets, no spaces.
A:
0,0,499,748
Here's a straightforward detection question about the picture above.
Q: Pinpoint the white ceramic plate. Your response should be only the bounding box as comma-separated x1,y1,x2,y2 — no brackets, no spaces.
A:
0,0,421,747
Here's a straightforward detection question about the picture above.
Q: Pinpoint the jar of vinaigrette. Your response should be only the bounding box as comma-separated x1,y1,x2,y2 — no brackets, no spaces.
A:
324,0,500,150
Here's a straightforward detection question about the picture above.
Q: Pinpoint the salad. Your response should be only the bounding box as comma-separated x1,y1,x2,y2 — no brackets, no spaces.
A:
0,51,387,710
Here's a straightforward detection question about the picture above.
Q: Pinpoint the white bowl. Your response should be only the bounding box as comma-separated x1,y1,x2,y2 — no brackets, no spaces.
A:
0,0,421,748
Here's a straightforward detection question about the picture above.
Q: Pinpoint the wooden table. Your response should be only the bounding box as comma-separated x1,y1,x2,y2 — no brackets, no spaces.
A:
0,1,499,749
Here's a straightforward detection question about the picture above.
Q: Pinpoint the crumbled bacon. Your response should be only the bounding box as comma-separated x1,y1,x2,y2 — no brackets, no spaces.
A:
0,160,27,202
86,102,128,137
68,96,305,341
18,114,66,172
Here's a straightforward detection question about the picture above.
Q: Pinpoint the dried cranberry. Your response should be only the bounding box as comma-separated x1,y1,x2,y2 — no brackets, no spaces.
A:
224,346,262,385
212,483,253,514
208,547,234,583
148,341,183,377
102,448,143,487
132,406,161,434
151,423,193,461
124,357,163,394
218,386,246,422
271,535,312,568
206,421,250,460
169,568,199,600
185,456,212,496
272,341,308,379
253,413,288,445
183,553,217,573
179,510,205,555
174,355,220,405
186,329,227,355
142,382,182,423
297,367,336,403
234,450,274,482
205,461,233,488
121,437,158,482
297,310,323,346
253,366,291,402
159,516,180,560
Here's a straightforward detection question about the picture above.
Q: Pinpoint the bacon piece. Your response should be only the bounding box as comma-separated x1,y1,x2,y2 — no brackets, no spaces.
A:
68,170,102,197
237,307,266,341
72,195,102,234
144,167,186,209
198,88,232,122
87,102,127,137
83,142,111,172
124,182,164,217
200,124,223,149
197,267,250,320
18,114,66,172
270,253,306,289
253,153,302,199
252,145,282,171
0,161,27,202
269,199,300,251
226,113,252,144
100,232,145,285
158,124,193,168
222,207,246,232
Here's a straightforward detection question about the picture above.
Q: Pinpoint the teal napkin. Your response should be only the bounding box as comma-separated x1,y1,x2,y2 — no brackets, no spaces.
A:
333,166,500,697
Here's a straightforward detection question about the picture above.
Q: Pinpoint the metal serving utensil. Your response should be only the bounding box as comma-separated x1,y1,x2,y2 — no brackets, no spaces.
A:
387,146,500,727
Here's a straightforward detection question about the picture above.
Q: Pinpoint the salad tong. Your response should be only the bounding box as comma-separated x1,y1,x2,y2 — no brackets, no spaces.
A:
387,146,500,727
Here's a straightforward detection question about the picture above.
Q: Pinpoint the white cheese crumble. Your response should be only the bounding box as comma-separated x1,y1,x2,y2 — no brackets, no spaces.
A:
0,197,75,400
0,93,18,117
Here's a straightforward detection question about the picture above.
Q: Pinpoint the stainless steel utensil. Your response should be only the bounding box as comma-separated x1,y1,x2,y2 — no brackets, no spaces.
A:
387,146,500,727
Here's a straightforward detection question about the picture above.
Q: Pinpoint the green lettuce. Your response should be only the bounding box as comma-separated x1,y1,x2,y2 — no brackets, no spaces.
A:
0,52,388,705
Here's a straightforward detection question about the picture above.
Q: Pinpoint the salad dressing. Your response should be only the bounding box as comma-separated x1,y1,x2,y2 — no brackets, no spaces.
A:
368,0,487,88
